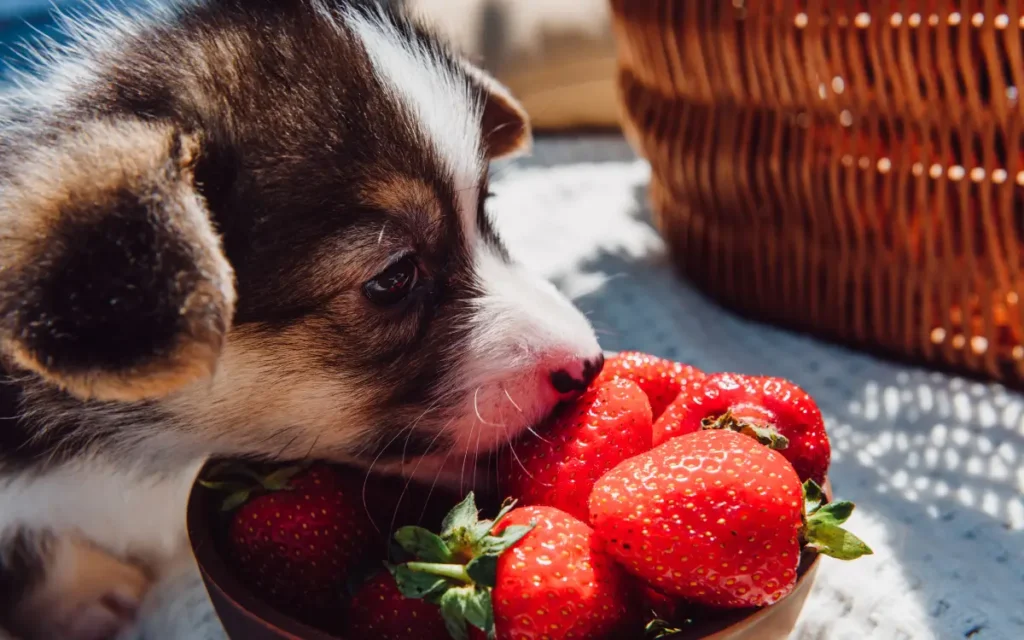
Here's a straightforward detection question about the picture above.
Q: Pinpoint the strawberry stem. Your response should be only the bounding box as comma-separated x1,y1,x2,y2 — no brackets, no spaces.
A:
701,410,789,450
405,562,473,585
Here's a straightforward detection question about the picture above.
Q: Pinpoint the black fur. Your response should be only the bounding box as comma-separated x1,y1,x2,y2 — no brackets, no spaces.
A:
1,152,218,376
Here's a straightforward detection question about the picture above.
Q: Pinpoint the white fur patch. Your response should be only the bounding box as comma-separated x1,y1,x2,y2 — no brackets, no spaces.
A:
439,239,602,456
0,459,201,568
340,5,483,231
470,240,601,370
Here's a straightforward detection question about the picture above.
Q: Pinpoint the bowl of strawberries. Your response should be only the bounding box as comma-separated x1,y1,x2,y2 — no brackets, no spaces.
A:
187,352,872,640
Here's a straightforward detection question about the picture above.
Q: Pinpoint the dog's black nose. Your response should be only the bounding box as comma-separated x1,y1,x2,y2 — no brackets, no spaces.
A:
550,354,605,395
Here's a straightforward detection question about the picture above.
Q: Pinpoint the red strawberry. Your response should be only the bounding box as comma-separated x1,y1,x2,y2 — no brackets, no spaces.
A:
589,430,871,609
638,585,681,620
386,494,633,640
500,377,652,521
595,351,705,419
488,505,634,639
347,572,449,640
653,372,831,483
202,464,373,625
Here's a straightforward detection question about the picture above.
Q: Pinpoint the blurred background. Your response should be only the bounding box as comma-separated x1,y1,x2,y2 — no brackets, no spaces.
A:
0,0,84,73
0,0,622,132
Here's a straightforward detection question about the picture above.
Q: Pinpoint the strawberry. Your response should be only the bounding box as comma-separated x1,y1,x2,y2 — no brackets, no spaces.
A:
500,377,652,521
385,494,633,640
638,585,682,621
637,585,709,638
589,430,871,609
487,505,634,639
201,463,373,625
653,372,831,483
595,351,705,419
347,572,449,640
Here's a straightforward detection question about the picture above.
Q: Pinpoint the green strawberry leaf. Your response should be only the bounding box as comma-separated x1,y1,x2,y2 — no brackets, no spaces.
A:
474,524,534,557
803,479,824,513
436,585,495,639
462,586,494,634
805,521,874,560
260,465,306,491
395,526,452,563
465,555,497,587
469,497,520,542
442,493,480,539
203,460,255,480
197,480,249,493
485,498,517,531
388,539,413,564
470,519,496,543
439,587,471,640
219,490,251,512
390,563,453,600
645,618,683,639
809,501,855,527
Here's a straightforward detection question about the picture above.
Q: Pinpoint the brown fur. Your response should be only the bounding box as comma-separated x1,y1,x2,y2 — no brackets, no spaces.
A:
0,120,235,402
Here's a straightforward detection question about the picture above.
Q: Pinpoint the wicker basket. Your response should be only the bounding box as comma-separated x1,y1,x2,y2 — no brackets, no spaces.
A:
611,0,1024,385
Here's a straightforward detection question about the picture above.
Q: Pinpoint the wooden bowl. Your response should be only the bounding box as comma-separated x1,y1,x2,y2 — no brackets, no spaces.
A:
187,464,825,640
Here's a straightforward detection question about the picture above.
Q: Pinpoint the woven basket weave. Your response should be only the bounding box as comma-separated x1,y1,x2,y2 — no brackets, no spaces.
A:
610,0,1024,385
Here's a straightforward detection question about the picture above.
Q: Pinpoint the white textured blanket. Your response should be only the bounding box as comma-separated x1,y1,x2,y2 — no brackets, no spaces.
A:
129,136,1024,640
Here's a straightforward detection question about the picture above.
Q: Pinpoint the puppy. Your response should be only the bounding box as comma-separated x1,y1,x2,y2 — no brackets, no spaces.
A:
0,1,603,638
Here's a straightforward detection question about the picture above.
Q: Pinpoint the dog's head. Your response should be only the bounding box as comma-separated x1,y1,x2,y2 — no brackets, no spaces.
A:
0,0,602,475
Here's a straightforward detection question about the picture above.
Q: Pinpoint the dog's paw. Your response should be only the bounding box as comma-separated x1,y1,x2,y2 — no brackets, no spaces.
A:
11,538,151,640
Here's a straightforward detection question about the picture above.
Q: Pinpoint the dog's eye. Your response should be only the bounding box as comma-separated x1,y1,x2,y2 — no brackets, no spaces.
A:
364,256,418,306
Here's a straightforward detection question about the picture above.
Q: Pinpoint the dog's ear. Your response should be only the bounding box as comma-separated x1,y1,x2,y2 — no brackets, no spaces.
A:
461,63,533,160
0,119,236,402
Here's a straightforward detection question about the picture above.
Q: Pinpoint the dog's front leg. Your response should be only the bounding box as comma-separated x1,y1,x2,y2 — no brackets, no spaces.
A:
1,530,151,640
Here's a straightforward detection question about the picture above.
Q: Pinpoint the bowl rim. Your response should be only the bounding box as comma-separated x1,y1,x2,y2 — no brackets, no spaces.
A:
187,465,826,640
668,552,821,639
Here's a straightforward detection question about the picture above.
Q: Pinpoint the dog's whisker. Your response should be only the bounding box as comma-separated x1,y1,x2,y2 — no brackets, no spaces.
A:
386,426,448,544
472,411,485,491
473,386,501,427
417,418,457,525
502,386,524,414
525,426,553,445
361,424,416,534
361,385,460,534
360,400,444,533
502,425,536,481
459,417,480,496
